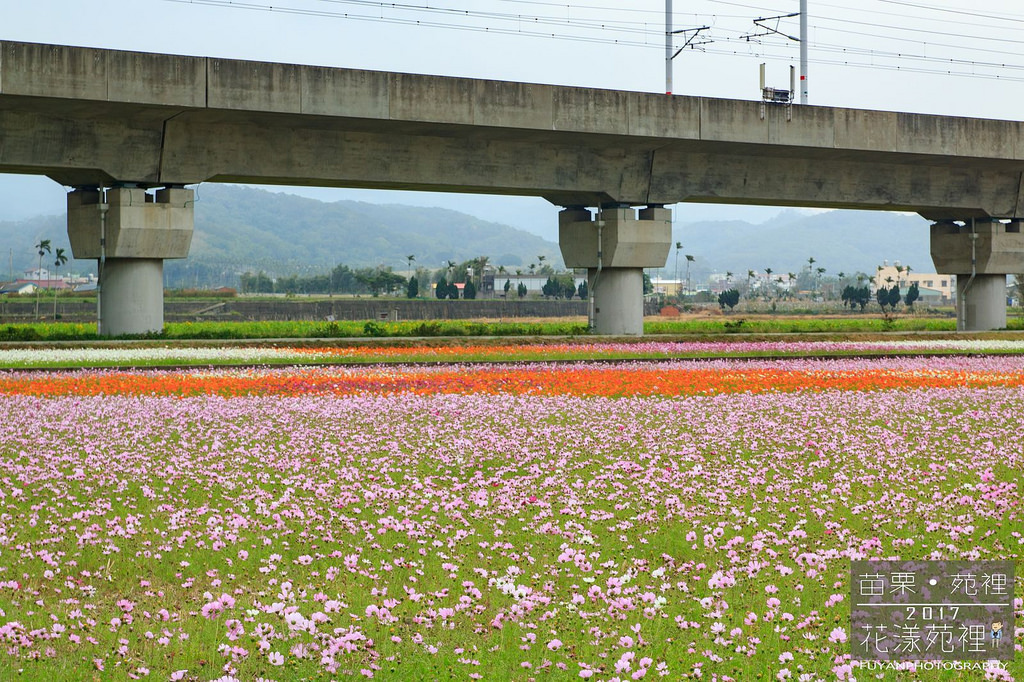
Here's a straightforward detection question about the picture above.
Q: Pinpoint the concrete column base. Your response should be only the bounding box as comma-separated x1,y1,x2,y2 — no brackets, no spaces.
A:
956,273,1007,331
100,259,165,336
590,267,644,335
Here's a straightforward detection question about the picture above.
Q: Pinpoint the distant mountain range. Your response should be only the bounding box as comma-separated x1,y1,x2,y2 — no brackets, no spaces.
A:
0,184,936,288
674,209,931,283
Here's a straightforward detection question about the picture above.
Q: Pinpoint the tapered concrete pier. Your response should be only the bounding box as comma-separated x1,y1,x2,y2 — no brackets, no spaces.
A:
559,206,671,335
67,187,194,336
930,218,1023,331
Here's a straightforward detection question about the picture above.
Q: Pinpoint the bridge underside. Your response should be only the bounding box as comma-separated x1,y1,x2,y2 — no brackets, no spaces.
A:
3,98,1022,221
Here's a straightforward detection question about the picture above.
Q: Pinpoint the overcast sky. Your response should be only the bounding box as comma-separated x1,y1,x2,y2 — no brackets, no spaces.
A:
3,0,1023,230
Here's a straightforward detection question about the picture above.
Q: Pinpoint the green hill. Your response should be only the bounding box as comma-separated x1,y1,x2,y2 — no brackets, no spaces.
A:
175,185,562,286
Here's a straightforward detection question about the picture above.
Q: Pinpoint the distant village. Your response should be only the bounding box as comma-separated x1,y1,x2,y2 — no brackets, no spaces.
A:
6,260,1016,309
0,267,96,296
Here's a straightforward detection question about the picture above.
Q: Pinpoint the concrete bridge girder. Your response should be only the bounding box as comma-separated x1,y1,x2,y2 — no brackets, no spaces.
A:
649,148,1024,221
1,94,1021,218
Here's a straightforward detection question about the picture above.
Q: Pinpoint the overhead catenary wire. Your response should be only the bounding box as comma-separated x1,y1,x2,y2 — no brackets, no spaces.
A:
158,0,1024,84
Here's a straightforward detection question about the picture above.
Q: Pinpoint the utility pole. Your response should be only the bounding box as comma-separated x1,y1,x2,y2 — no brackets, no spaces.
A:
665,0,672,95
745,7,805,103
800,0,808,104
665,1,710,96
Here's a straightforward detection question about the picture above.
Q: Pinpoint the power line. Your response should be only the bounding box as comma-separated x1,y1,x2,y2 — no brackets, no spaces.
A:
874,0,1024,23
158,0,1024,85
813,0,1024,31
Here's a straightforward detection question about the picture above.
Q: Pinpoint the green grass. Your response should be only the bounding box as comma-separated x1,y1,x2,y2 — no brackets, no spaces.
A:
0,316,967,342
5,311,1024,344
645,316,961,334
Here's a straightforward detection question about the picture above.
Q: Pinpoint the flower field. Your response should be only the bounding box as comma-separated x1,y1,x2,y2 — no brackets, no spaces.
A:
0,353,1021,680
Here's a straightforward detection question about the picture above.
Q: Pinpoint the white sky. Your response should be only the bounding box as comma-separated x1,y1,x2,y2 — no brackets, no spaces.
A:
2,0,1024,230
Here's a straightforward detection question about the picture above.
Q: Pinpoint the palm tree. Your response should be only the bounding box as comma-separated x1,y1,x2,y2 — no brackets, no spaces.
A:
52,247,68,318
406,254,415,279
787,272,796,299
746,269,755,296
764,268,774,300
816,267,826,294
33,239,51,318
725,271,733,284
475,255,490,293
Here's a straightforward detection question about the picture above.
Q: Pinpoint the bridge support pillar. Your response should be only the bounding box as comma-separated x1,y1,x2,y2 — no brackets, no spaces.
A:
68,186,194,336
559,206,671,335
930,218,1023,331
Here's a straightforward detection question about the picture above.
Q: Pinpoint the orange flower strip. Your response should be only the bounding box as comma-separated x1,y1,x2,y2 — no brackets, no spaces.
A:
2,357,1024,397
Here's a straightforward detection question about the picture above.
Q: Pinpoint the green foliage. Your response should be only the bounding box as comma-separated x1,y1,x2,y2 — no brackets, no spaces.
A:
644,317,957,334
842,285,871,312
542,274,576,299
887,285,902,310
463,280,477,300
240,264,406,296
356,269,407,296
577,280,589,300
517,282,527,298
435,277,448,300
362,321,386,337
875,286,889,311
643,272,653,295
717,288,740,310
0,323,98,342
406,276,419,299
905,282,920,309
0,309,988,344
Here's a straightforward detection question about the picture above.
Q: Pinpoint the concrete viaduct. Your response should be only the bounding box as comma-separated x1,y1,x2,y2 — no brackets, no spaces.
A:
2,40,1024,335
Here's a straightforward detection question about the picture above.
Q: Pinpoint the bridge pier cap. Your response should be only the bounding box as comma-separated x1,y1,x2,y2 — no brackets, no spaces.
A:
67,186,195,336
558,205,671,336
929,217,1024,332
